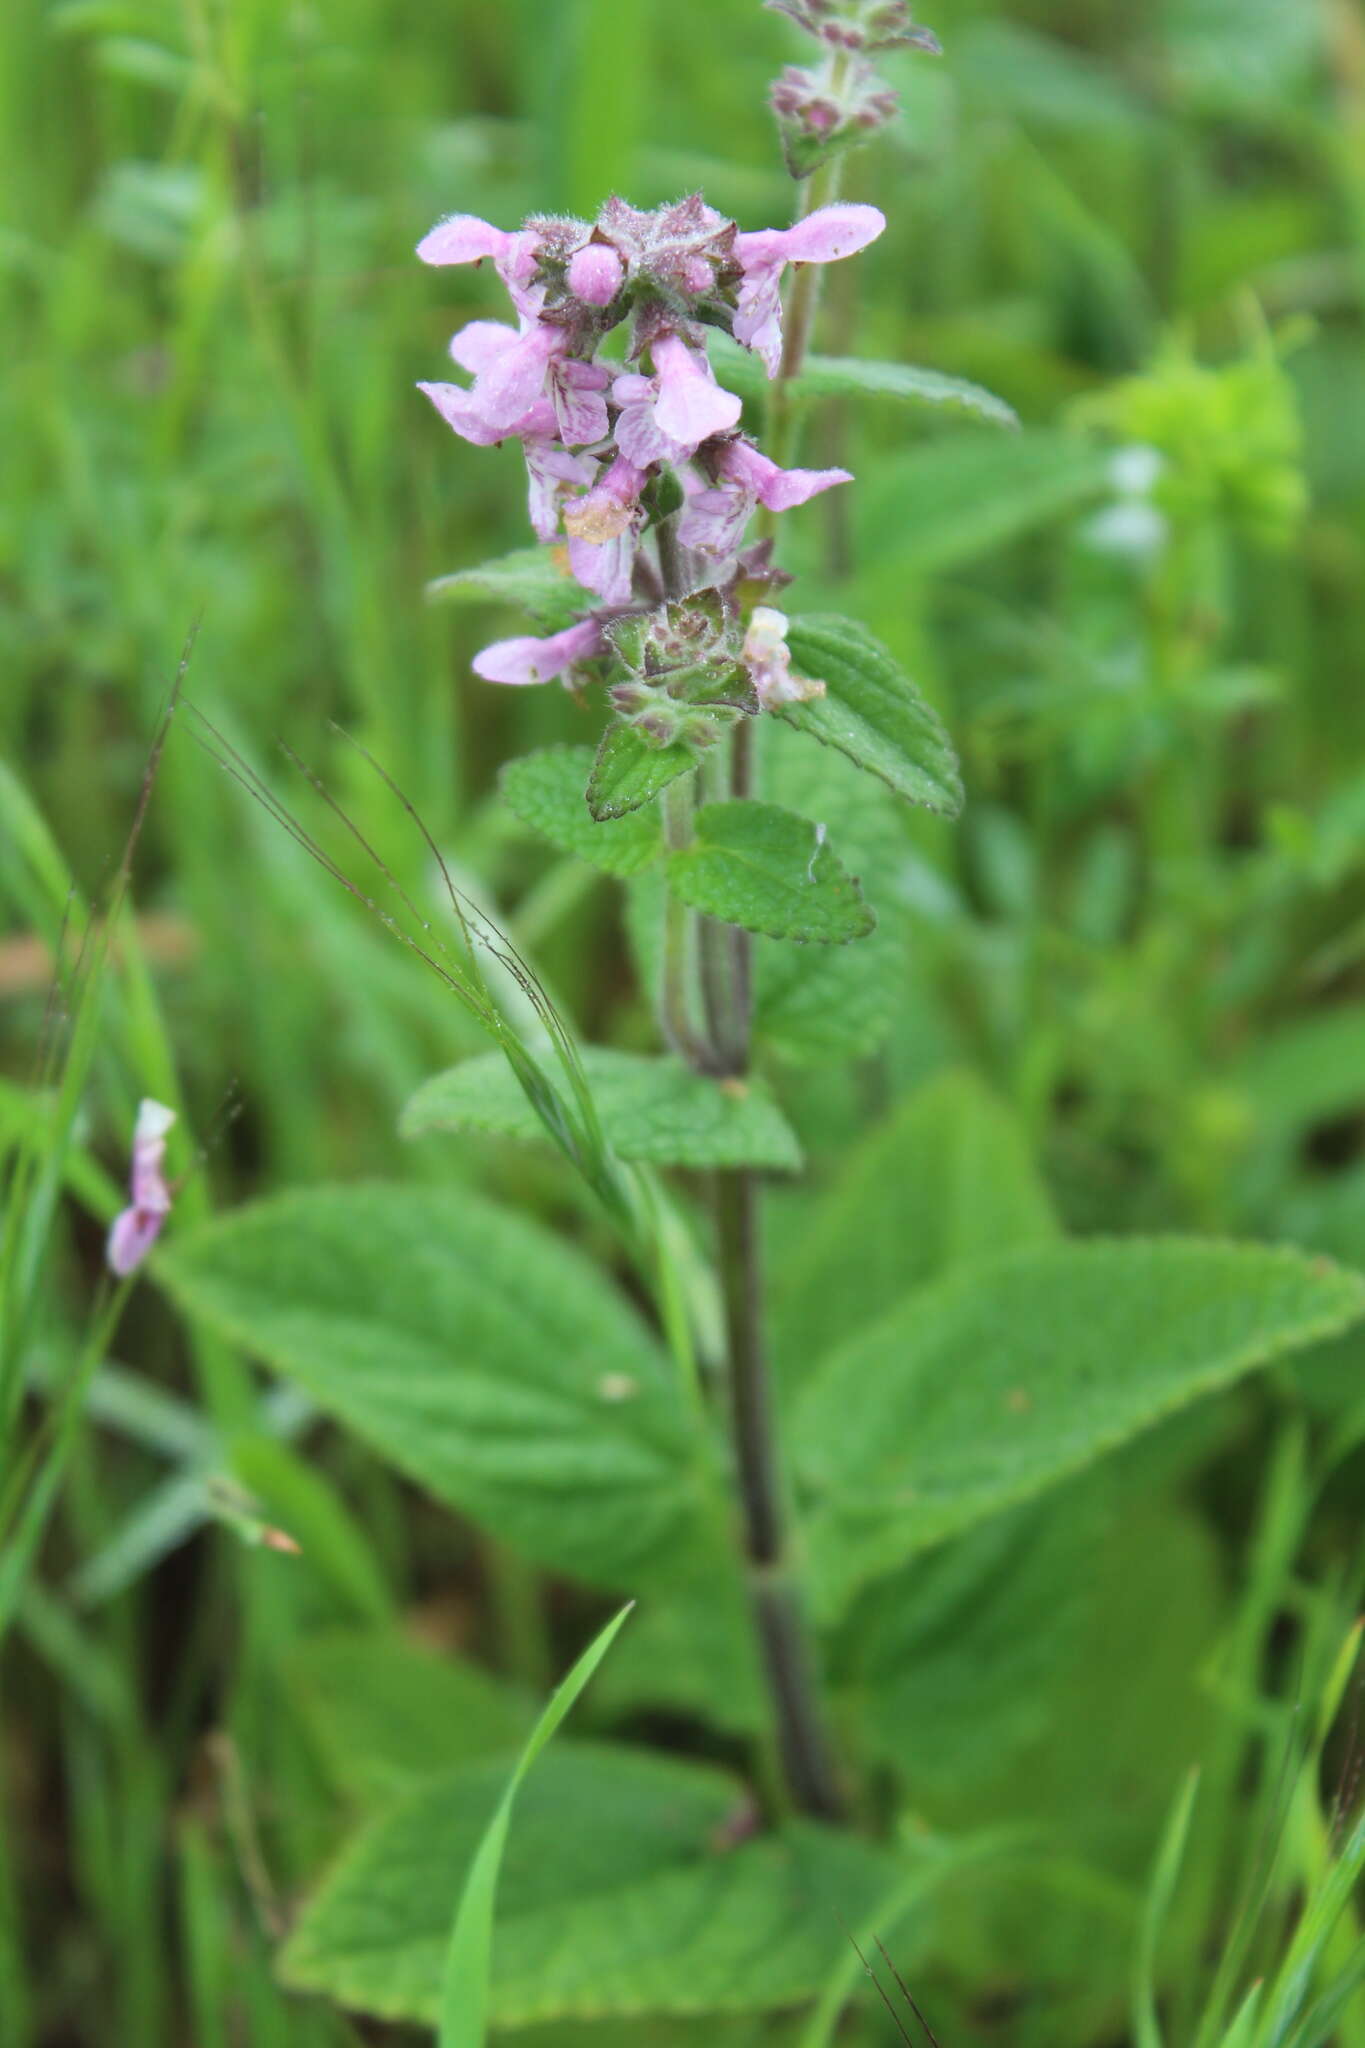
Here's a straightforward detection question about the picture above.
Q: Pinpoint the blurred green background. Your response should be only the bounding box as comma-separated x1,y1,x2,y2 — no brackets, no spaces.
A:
4,0,1365,2042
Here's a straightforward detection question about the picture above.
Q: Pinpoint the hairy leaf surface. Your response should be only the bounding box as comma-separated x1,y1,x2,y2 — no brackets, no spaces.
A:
588,726,698,820
284,1630,533,1803
161,1188,705,1591
774,1070,1058,1389
403,1047,801,1171
781,617,963,816
666,801,874,945
501,749,662,876
796,1239,1365,1611
750,726,909,1064
279,1744,899,2026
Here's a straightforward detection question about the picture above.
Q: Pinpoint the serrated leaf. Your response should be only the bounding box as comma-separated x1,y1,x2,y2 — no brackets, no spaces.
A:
666,801,874,945
279,1743,900,2028
796,1239,1365,1613
588,725,699,820
425,548,590,632
773,1070,1058,1391
284,1629,534,1803
750,728,908,1064
500,749,662,877
403,1047,801,1171
781,617,963,816
839,1479,1107,1800
159,1187,706,1593
707,333,1016,429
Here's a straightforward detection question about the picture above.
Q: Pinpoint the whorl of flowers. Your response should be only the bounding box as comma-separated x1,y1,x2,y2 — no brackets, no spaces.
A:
766,0,939,178
417,193,883,724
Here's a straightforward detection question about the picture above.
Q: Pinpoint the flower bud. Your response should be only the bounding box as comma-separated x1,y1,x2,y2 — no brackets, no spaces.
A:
567,241,625,307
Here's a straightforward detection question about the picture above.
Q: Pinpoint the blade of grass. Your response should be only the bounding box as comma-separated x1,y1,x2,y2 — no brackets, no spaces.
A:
436,1601,633,2048
1134,1769,1202,2048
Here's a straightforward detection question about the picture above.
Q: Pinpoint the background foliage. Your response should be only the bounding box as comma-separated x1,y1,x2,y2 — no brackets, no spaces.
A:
3,0,1365,2044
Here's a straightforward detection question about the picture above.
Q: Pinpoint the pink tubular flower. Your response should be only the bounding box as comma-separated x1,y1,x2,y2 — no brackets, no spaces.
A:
524,440,598,542
733,202,886,375
563,452,648,604
653,335,742,449
472,617,606,687
678,437,851,555
419,318,608,448
612,340,743,468
107,1099,176,1278
416,213,544,318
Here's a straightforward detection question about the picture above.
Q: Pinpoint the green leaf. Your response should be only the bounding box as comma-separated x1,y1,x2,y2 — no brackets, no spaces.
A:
666,802,875,945
837,1480,1106,1800
160,1188,705,1592
588,725,698,821
796,1239,1365,1612
750,728,908,1064
438,1607,632,2048
284,1629,534,1803
403,1047,801,1172
856,429,1111,577
707,332,1017,430
500,749,662,877
426,549,590,632
773,1070,1058,1390
279,1741,899,2028
780,617,963,816
625,730,908,1064
592,1574,765,1739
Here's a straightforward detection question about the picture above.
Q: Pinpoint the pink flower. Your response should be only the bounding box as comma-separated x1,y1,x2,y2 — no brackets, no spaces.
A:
653,335,742,448
741,606,826,710
562,453,648,605
612,338,743,468
472,618,606,687
524,440,598,542
567,242,625,307
107,1099,176,1278
420,318,609,447
733,203,886,376
677,437,851,555
417,213,544,319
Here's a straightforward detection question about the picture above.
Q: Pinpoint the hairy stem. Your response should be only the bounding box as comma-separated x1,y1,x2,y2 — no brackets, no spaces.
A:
660,777,715,1070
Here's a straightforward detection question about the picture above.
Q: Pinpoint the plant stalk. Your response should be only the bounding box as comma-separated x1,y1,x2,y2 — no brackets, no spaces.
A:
714,1166,845,1820
653,517,843,1818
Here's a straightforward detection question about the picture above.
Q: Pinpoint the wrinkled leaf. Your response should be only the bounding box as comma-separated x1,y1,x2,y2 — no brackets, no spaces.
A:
403,1047,801,1171
284,1629,533,1803
666,801,874,945
781,617,963,816
160,1188,706,1592
796,1239,1365,1612
280,1742,899,2028
774,1069,1058,1391
588,725,698,821
751,728,909,1065
501,749,662,877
